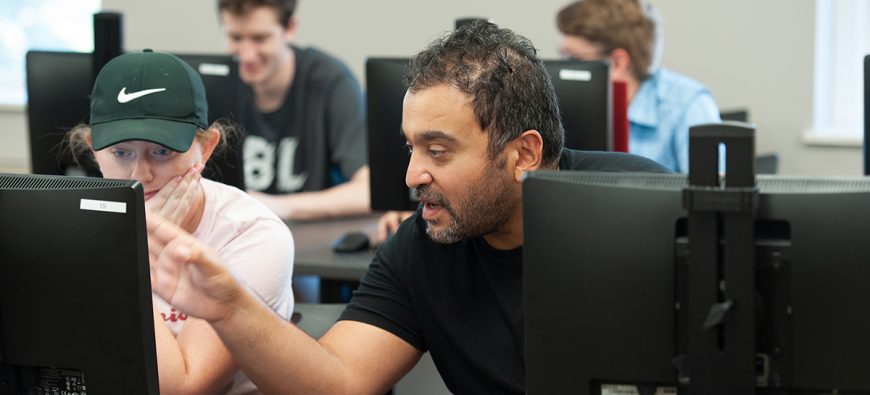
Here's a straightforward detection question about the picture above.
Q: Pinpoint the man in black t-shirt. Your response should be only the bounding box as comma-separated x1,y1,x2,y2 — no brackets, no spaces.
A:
147,21,668,394
218,0,369,220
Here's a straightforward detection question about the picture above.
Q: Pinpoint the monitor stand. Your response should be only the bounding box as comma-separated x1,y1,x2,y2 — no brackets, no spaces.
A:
682,122,759,394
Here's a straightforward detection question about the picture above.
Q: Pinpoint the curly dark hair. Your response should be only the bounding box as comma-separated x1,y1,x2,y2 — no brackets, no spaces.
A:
405,21,565,167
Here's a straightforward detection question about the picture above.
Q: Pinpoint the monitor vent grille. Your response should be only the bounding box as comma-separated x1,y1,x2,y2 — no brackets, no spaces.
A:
533,172,687,190
531,172,870,194
757,176,870,193
0,174,130,190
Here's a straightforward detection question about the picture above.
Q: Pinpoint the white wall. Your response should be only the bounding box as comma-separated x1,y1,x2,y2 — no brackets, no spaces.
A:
657,0,861,175
1,0,862,175
0,107,29,173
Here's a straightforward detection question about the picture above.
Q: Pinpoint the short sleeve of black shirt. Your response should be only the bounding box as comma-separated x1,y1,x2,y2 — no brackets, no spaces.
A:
338,215,423,349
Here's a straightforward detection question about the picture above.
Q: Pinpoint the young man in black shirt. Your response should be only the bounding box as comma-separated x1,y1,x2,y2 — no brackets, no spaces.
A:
218,0,369,220
148,21,668,394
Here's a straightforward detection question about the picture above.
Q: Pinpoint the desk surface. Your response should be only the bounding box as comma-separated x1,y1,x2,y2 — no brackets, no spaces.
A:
287,214,379,281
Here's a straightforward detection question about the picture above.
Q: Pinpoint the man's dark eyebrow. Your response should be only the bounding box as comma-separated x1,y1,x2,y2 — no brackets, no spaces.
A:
402,130,460,145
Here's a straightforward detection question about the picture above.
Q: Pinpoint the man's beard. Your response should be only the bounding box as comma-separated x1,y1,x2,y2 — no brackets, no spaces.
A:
417,156,517,244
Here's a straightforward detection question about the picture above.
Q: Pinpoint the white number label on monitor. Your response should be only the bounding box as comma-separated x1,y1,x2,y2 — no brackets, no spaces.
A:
559,69,592,81
80,199,127,214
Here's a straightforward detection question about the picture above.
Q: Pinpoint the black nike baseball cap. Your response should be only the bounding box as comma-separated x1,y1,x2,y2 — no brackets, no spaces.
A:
90,49,208,152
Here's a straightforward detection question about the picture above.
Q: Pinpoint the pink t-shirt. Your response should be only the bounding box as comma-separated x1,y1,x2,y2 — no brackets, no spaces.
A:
154,178,295,395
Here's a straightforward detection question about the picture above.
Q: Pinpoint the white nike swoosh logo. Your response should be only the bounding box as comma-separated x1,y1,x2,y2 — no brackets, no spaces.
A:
117,87,167,103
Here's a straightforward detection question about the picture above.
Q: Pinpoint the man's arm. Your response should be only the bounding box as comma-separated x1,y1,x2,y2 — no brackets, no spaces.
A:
249,165,371,220
148,213,420,394
213,294,422,394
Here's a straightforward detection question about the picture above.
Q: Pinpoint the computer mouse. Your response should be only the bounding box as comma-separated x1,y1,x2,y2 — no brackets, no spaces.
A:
331,231,371,253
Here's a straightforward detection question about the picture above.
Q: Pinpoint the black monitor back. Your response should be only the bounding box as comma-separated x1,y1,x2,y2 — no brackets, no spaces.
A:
174,53,246,190
25,50,245,190
366,58,415,211
864,54,869,175
544,60,612,151
366,58,612,211
720,108,750,123
26,50,96,177
0,173,158,394
524,171,870,394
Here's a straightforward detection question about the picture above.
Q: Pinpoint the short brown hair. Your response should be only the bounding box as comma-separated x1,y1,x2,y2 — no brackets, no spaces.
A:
218,0,296,27
556,0,656,81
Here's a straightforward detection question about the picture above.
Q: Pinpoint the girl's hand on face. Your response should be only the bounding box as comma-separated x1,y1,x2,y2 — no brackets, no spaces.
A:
146,163,203,226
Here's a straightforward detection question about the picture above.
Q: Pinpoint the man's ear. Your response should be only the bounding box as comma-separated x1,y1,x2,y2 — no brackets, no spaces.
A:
609,47,633,82
284,15,298,41
510,130,544,182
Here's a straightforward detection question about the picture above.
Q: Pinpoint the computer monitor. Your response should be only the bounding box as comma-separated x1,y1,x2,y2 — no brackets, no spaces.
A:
366,58,414,211
365,58,613,211
544,60,612,151
25,50,96,177
0,173,158,394
864,54,869,175
720,108,750,123
175,53,246,190
25,50,245,189
523,171,870,394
